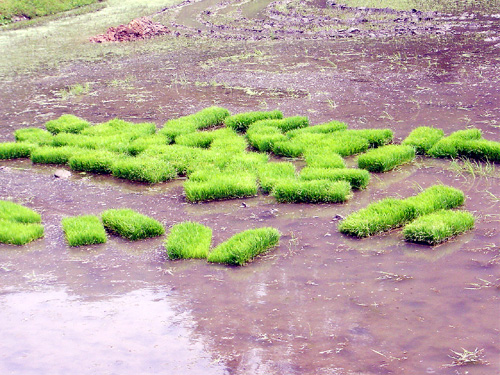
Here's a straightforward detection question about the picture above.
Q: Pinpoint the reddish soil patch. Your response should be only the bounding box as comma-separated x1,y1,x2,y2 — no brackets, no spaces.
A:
89,17,170,42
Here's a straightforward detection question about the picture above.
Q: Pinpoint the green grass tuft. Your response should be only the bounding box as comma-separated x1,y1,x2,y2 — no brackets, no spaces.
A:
338,184,465,237
45,114,90,134
207,227,280,266
403,210,475,245
14,128,54,145
303,149,346,169
0,142,35,159
127,135,171,156
246,124,287,152
62,215,107,246
111,156,177,183
346,129,394,147
402,126,444,154
165,221,212,259
68,150,117,174
405,185,465,216
224,110,283,132
0,200,42,223
357,144,415,172
184,171,258,202
300,167,370,190
0,220,44,245
175,131,216,148
427,128,482,158
258,162,296,194
286,120,347,138
272,179,352,203
338,198,417,238
101,209,165,240
456,139,500,162
30,146,80,164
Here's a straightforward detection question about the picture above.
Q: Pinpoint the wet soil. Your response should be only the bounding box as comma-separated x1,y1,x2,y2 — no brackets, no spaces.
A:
1,0,500,374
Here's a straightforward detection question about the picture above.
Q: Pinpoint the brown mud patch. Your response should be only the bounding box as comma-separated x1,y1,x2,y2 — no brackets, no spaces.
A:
1,0,500,374
90,17,170,42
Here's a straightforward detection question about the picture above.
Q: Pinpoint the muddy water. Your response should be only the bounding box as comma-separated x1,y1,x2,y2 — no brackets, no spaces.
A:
1,0,500,374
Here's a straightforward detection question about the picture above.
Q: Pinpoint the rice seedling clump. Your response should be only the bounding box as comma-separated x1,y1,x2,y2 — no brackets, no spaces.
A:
30,146,80,164
224,110,283,132
62,215,107,246
159,107,230,139
405,185,465,216
175,131,216,148
184,171,258,202
45,114,90,134
357,145,415,172
299,167,370,190
14,128,53,145
403,210,475,245
0,200,44,245
286,120,347,137
402,126,444,154
303,149,345,169
258,162,296,194
165,221,212,259
207,227,280,266
101,209,165,240
427,128,482,158
346,129,394,147
272,180,352,203
111,156,177,183
0,142,35,159
0,200,41,223
338,198,417,238
0,220,45,245
456,139,500,162
69,150,117,174
246,124,287,152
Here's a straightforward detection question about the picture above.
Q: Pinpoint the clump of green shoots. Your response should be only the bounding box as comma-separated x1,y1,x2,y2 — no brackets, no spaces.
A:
357,145,415,172
207,227,280,265
101,208,165,240
272,179,352,203
62,215,107,246
0,142,36,159
402,126,444,154
0,200,44,245
224,110,283,132
403,210,474,245
258,162,296,194
300,167,370,190
165,222,212,259
111,156,177,183
45,114,90,134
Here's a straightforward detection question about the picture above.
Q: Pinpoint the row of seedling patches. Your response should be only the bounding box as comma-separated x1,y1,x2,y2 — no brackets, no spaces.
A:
0,200,44,245
62,209,164,246
165,221,280,266
403,127,500,162
338,185,475,245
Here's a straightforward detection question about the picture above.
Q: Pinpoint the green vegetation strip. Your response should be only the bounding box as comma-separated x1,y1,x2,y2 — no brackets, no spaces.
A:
272,180,352,203
403,210,475,245
45,114,90,134
0,142,35,159
111,156,177,183
338,185,465,238
101,209,165,240
357,145,415,172
224,110,283,132
299,167,370,190
184,171,258,202
207,227,280,266
0,0,100,25
62,215,107,246
402,126,444,154
0,200,43,245
165,222,212,259
258,162,296,194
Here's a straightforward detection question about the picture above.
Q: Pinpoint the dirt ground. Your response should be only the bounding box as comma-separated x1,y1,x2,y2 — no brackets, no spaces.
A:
0,0,499,374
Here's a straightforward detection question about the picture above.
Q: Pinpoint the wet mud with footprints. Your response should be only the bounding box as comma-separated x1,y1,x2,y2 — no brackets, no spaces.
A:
1,0,499,374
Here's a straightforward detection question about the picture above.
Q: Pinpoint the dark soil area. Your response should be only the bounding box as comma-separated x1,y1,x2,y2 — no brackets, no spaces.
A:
0,1,499,374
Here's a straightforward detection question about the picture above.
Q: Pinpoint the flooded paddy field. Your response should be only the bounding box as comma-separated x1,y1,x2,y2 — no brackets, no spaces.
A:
0,0,499,374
